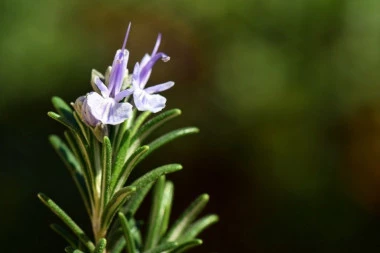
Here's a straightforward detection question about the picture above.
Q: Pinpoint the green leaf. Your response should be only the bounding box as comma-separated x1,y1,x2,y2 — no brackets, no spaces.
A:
170,239,203,253
143,242,178,253
179,215,219,242
130,111,151,137
38,193,95,252
109,237,125,253
118,213,137,253
123,182,154,218
132,109,181,145
51,96,76,125
100,136,112,208
144,176,166,250
111,145,150,193
113,115,134,153
73,112,90,143
131,164,182,190
113,130,131,177
162,194,209,242
137,127,199,164
48,111,79,133
49,135,92,215
49,135,81,175
101,186,136,231
160,181,174,237
73,250,86,253
94,238,107,253
65,246,75,253
50,223,78,248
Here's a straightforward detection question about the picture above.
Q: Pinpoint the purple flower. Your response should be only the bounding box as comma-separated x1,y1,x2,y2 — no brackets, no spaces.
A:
131,34,174,113
77,24,134,126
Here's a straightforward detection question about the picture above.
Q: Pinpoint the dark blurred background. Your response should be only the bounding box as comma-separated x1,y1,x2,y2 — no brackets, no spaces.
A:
2,0,380,252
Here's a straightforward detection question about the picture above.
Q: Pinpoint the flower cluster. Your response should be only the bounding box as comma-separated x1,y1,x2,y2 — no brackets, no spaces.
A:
73,23,174,130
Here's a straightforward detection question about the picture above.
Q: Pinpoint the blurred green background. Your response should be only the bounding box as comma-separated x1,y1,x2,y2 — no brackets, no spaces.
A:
2,0,380,252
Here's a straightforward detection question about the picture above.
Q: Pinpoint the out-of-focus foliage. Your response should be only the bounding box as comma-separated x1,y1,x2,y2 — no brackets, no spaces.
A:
2,0,380,252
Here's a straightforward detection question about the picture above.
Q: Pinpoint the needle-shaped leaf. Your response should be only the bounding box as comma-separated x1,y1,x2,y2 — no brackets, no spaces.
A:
144,176,166,250
131,164,182,190
113,130,131,176
170,239,203,253
160,181,174,237
100,136,112,208
38,193,95,252
94,238,107,253
130,111,151,137
48,111,79,133
49,135,81,175
131,109,181,145
65,246,75,253
50,223,78,248
123,182,154,218
101,186,136,231
162,194,209,242
136,127,199,165
143,242,178,253
111,145,150,193
118,212,137,253
73,111,90,143
110,238,126,253
49,135,92,215
179,215,219,242
52,96,77,126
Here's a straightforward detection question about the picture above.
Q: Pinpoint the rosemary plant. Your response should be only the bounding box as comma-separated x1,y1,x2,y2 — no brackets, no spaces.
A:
38,24,218,253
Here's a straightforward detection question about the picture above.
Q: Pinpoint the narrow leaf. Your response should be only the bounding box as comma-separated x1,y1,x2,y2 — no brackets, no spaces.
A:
130,111,151,137
48,111,79,133
101,186,136,231
131,164,182,190
38,193,95,252
123,182,154,218
170,239,203,253
132,109,181,144
65,246,75,253
51,96,76,125
73,111,90,143
50,223,77,248
160,181,174,236
143,242,178,253
113,130,131,176
49,135,81,174
73,250,86,253
111,145,150,193
118,212,137,253
179,215,219,242
162,194,209,242
49,135,92,215
94,238,107,253
144,176,166,250
137,127,199,165
110,237,125,253
101,136,112,208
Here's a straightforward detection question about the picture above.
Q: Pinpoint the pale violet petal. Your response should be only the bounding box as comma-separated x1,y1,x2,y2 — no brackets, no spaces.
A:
86,92,132,125
133,89,167,113
144,81,174,94
115,88,134,102
139,52,168,87
140,54,151,69
94,77,110,97
152,34,161,56
107,101,133,125
108,49,129,97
